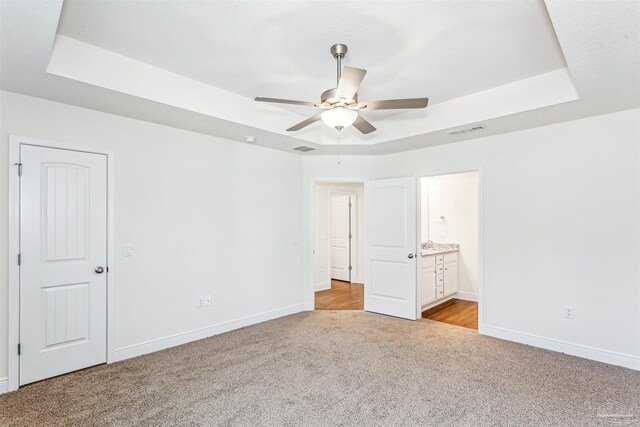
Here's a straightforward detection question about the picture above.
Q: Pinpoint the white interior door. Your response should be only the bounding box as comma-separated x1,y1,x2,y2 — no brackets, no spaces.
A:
20,145,108,385
364,177,418,320
330,194,351,281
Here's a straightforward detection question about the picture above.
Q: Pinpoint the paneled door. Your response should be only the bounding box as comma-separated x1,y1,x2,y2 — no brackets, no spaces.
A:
364,177,418,320
20,145,108,385
330,194,351,281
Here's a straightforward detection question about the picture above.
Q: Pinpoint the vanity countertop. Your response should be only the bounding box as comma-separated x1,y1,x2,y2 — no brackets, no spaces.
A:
420,242,459,256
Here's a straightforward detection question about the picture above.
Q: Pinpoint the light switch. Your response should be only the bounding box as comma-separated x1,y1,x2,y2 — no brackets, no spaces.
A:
124,244,133,257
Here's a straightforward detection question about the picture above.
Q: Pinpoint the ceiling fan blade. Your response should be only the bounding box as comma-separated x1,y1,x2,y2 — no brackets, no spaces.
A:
287,114,321,131
336,67,367,101
361,98,429,110
255,97,318,107
353,115,376,134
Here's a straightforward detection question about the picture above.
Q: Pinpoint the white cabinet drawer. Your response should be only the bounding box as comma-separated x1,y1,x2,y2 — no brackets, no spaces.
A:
444,253,457,264
436,286,444,299
436,264,444,274
436,273,444,287
436,255,444,264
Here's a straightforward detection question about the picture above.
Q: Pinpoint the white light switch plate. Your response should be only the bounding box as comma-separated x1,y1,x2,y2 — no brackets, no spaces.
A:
124,244,133,257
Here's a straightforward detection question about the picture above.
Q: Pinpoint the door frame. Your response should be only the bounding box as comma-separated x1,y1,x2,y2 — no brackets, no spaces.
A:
417,166,484,334
328,190,358,284
308,178,367,309
7,135,116,392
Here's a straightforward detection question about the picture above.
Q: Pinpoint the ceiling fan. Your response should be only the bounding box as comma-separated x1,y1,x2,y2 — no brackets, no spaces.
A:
255,44,429,134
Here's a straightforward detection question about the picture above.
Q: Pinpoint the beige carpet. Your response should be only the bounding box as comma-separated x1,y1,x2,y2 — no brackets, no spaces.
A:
1,311,639,426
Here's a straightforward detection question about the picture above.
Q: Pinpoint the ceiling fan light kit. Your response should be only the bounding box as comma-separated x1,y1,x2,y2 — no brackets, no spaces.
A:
255,44,429,134
321,108,358,130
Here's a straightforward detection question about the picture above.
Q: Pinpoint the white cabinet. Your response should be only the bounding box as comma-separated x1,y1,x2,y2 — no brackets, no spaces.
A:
420,256,436,307
420,252,458,308
443,262,457,296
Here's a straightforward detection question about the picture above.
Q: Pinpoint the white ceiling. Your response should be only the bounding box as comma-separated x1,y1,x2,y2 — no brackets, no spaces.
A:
57,0,566,108
1,0,638,155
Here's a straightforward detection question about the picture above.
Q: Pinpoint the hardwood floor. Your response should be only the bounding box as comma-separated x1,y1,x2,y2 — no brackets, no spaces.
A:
315,280,364,310
315,283,476,331
422,298,478,330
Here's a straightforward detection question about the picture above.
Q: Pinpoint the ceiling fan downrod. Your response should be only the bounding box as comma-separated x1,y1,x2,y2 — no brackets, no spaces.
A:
331,43,348,86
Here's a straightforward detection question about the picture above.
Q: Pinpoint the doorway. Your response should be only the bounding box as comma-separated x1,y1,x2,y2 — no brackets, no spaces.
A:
418,171,480,330
8,135,116,392
313,182,364,310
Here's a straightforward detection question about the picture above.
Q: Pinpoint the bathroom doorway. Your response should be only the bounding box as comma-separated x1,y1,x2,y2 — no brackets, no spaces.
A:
418,171,480,330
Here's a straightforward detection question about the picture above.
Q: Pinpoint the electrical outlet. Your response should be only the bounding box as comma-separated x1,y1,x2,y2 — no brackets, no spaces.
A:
197,296,205,308
204,295,212,306
564,306,575,319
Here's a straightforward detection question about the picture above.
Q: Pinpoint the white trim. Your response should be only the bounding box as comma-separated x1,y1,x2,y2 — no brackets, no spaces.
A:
355,276,364,284
484,325,640,371
308,178,368,310
314,282,331,292
113,303,304,362
422,295,456,311
8,140,20,392
0,377,7,394
7,135,116,392
454,291,478,302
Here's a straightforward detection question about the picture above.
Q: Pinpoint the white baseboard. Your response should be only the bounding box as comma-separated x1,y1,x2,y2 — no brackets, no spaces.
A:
455,291,478,301
0,377,7,394
113,303,305,363
483,325,640,371
355,276,365,284
314,282,331,292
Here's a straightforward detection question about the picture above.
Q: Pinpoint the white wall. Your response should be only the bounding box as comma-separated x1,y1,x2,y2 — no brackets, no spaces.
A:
303,108,640,368
314,182,364,289
0,90,304,380
421,172,479,295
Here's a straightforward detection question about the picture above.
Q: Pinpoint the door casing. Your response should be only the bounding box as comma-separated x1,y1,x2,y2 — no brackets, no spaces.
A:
7,135,116,392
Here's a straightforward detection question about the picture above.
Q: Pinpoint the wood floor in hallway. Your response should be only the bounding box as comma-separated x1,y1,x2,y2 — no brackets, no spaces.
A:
315,280,364,310
422,298,478,330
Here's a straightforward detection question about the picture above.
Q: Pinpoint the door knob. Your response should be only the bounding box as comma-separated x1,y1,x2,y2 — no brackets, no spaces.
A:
408,253,415,259
95,266,105,274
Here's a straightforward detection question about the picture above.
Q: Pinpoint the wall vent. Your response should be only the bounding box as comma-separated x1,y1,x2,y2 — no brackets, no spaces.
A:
293,145,315,152
447,124,486,136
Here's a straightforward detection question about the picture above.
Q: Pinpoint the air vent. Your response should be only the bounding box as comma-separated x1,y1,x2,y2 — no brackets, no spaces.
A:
293,146,315,152
447,124,486,136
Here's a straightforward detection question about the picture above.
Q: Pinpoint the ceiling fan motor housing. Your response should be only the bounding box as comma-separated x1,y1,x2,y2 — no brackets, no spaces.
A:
321,88,358,106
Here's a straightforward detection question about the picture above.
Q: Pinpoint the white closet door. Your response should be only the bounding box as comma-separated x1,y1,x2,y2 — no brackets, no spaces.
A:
364,177,418,320
330,194,351,281
20,145,108,385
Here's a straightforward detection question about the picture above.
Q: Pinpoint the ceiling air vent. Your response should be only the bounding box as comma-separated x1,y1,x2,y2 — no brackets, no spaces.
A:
293,146,315,152
447,125,486,136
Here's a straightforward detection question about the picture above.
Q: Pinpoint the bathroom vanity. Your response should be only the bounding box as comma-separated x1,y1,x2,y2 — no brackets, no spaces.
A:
420,242,459,309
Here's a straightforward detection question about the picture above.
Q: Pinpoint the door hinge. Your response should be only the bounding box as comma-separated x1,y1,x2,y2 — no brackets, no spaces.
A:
349,202,352,208
18,343,21,355
349,265,353,271
15,163,22,176
17,253,21,266
349,234,352,239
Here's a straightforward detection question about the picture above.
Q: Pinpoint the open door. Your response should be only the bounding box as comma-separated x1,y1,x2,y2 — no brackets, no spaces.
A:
364,177,417,320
